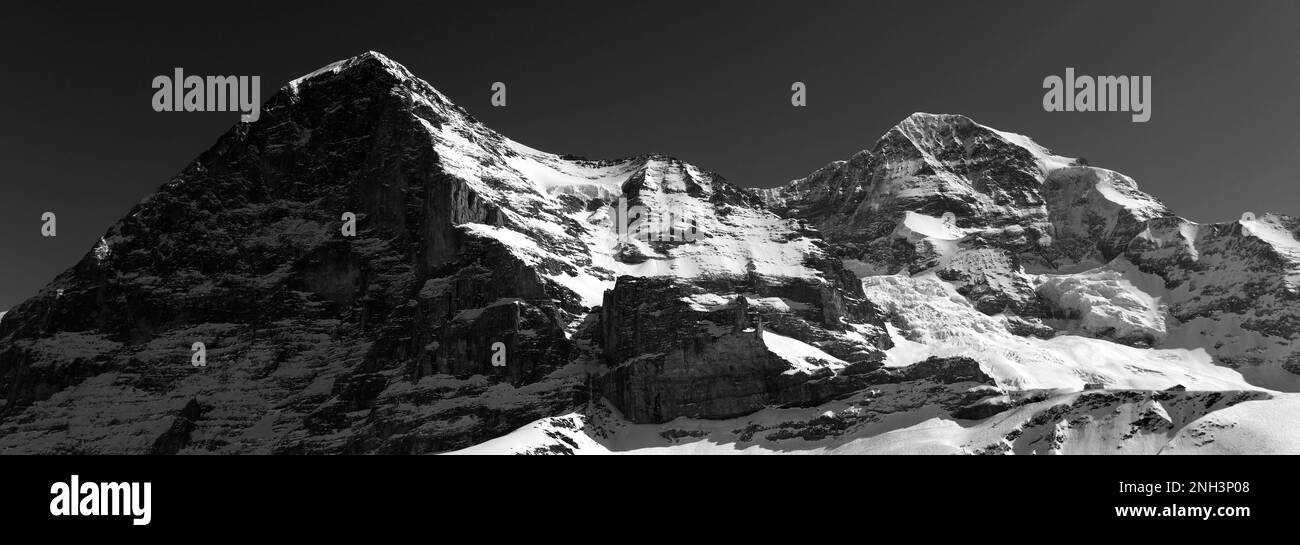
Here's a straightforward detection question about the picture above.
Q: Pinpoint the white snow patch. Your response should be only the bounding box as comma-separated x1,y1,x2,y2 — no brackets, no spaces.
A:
760,330,847,375
444,414,609,455
899,211,964,241
881,323,930,367
1164,394,1300,454
450,388,1285,455
1035,262,1168,341
866,274,1258,392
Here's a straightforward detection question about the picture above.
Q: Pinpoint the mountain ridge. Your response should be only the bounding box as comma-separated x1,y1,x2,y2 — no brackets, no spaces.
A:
0,51,1296,454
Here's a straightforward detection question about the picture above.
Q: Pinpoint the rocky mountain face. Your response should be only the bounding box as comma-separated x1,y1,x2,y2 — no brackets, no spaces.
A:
1,52,1296,454
0,52,887,453
756,112,1300,389
1123,214,1300,387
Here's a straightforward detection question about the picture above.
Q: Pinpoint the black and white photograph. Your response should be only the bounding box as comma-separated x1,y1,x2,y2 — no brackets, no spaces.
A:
1,0,1295,532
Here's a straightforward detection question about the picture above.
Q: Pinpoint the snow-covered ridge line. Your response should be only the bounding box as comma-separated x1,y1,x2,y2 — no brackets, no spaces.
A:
278,52,845,310
287,52,729,185
287,50,416,92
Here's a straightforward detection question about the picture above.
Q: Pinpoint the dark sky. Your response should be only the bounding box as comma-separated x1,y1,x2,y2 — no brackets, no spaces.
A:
2,0,1299,310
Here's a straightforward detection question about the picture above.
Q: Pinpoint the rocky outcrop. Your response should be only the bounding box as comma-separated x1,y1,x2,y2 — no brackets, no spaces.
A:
1041,166,1172,265
1123,214,1300,381
972,389,1272,455
595,275,891,423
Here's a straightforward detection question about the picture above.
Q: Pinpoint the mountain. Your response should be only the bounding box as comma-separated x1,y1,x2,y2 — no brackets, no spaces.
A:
754,112,1300,392
0,52,1296,454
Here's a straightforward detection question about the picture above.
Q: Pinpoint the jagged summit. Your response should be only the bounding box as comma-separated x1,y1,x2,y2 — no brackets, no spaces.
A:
276,51,827,308
889,112,1075,174
285,52,721,172
890,111,977,138
281,51,752,218
287,50,415,90
752,110,1158,269
753,111,1080,215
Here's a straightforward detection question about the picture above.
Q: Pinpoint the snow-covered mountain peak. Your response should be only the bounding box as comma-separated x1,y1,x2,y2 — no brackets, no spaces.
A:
883,112,1077,178
283,53,853,310
889,111,974,143
753,113,1171,270
288,50,420,92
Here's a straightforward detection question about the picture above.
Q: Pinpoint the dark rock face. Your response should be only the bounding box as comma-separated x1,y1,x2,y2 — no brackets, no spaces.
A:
150,398,204,455
1123,215,1300,374
595,275,891,423
972,389,1272,455
936,248,1044,316
1040,167,1171,265
877,355,994,384
722,356,1009,445
592,272,1006,426
600,330,785,423
0,53,584,453
757,114,1065,269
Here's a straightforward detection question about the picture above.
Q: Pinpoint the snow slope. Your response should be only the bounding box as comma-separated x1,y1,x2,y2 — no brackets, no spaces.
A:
865,273,1253,392
1163,394,1300,454
1035,260,1169,343
761,330,848,375
450,388,1292,455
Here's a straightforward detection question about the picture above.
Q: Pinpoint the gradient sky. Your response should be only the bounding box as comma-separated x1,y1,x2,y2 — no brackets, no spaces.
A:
2,0,1299,310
